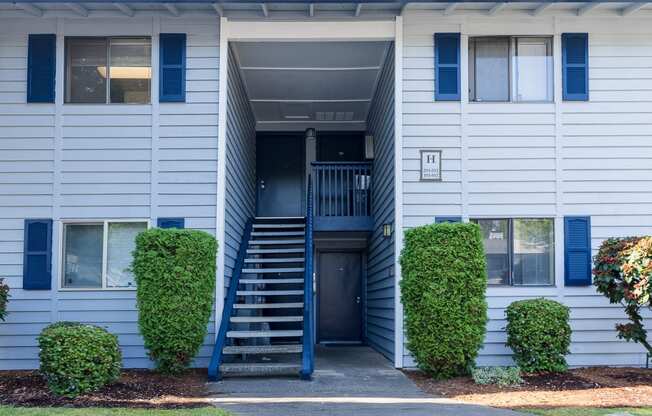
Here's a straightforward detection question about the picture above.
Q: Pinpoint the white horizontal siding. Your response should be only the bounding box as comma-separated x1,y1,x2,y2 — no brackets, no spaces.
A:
401,12,651,369
0,16,220,370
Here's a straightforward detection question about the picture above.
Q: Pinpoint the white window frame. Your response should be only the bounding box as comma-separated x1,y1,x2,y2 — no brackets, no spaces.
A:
472,217,555,287
64,36,152,105
59,219,150,291
468,35,554,103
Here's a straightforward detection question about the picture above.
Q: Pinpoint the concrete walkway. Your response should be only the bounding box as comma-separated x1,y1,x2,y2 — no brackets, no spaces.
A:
207,346,525,416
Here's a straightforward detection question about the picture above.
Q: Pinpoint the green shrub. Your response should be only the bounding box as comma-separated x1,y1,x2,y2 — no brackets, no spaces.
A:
0,278,8,321
38,322,121,397
400,222,488,378
132,228,217,374
594,237,652,357
472,366,523,387
505,298,571,373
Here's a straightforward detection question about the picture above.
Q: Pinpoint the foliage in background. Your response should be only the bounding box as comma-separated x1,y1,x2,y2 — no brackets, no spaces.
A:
505,299,571,373
38,322,121,397
0,278,8,321
593,236,652,356
400,222,488,378
132,228,217,374
472,366,523,387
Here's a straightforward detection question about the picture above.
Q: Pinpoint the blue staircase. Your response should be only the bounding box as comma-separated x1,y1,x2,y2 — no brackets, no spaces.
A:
209,180,314,380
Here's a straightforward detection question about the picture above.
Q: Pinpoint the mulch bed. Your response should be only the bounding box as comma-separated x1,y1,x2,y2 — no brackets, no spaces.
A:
405,367,652,409
0,369,213,409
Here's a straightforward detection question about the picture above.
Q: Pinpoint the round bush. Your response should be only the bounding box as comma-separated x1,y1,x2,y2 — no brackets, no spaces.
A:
505,298,571,373
0,278,8,321
38,322,121,397
400,222,488,378
132,228,217,374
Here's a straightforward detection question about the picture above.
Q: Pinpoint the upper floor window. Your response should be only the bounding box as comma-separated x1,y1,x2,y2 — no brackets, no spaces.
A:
62,220,148,289
469,36,553,102
472,218,554,286
65,37,151,104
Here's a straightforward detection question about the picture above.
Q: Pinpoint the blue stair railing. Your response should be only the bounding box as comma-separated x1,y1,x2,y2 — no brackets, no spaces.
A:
208,219,253,381
300,176,314,380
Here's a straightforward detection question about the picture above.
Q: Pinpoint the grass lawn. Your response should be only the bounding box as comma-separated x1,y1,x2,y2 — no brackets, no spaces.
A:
523,408,652,416
0,408,229,416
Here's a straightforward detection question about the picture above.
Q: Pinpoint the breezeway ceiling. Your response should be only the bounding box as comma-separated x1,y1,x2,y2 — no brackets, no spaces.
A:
231,41,391,131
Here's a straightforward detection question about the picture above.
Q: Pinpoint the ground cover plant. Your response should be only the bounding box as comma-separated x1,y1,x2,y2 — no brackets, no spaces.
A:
0,278,8,321
472,366,523,387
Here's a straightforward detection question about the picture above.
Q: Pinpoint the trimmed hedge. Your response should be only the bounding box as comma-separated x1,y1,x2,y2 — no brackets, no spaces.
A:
38,322,121,397
0,278,8,321
132,228,217,374
593,237,652,356
400,222,488,378
505,299,571,373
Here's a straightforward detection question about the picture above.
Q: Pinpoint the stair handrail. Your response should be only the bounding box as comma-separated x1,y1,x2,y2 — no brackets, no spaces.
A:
208,219,253,381
300,176,314,380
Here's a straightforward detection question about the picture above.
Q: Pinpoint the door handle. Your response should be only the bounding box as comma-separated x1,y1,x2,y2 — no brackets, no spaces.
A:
355,296,361,304
260,180,265,189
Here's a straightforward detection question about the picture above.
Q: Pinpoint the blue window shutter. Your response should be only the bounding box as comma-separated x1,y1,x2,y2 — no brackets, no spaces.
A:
27,34,56,103
435,216,462,224
23,219,53,290
434,33,460,101
157,218,185,229
564,216,592,286
159,33,186,102
562,33,589,101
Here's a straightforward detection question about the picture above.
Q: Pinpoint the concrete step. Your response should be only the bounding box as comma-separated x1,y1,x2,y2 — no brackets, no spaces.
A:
237,290,303,296
251,231,305,237
222,344,303,355
247,248,305,254
253,223,305,229
249,239,305,245
239,278,304,284
234,302,303,309
220,363,301,376
227,330,303,338
230,316,303,323
244,257,304,264
242,267,304,274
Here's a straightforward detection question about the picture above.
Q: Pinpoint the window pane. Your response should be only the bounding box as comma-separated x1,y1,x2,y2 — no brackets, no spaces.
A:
66,38,107,103
64,224,103,288
471,38,509,102
513,219,554,285
109,38,151,104
514,37,553,102
107,222,147,288
477,219,510,285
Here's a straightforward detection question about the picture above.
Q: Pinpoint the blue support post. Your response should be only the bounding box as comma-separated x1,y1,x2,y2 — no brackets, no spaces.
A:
301,177,314,380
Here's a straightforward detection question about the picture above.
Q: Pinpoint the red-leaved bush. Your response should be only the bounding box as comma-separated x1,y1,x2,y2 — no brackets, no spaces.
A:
593,237,652,356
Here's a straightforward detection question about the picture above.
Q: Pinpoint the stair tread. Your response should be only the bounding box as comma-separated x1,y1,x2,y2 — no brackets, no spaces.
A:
242,267,305,273
220,363,301,375
237,290,303,296
227,330,303,338
247,248,305,254
223,344,303,354
240,278,304,284
251,231,305,237
255,216,304,220
234,302,303,309
253,224,305,229
231,316,303,323
249,239,305,245
244,257,304,264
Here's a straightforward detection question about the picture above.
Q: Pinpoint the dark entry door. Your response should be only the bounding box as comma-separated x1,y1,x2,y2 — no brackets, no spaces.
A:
256,134,304,217
318,252,362,343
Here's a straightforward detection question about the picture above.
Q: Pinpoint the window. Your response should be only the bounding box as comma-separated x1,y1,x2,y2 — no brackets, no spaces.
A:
62,221,148,289
469,36,553,102
65,37,151,104
473,218,554,286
